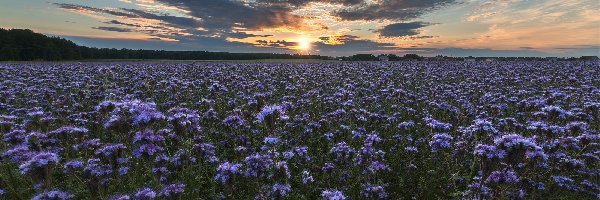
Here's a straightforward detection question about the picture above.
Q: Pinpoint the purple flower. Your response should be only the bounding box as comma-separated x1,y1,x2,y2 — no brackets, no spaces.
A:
323,132,334,141
193,143,218,163
361,184,387,199
367,160,389,173
31,190,74,200
215,161,242,183
275,161,291,179
283,151,294,159
95,143,126,157
302,170,314,184
263,136,279,145
397,121,415,129
322,162,335,173
135,188,156,200
330,142,354,162
364,132,382,145
223,115,245,127
49,126,88,137
3,129,26,144
133,130,165,143
321,189,346,200
73,139,101,151
244,153,273,177
63,160,84,173
294,146,310,161
424,117,452,131
494,134,547,160
19,152,59,174
257,105,288,123
133,144,164,158
270,183,291,198
552,175,579,191
485,169,519,184
118,167,129,175
159,183,185,197
134,112,164,127
167,107,200,127
404,146,418,152
2,145,33,162
83,158,112,177
494,134,537,150
429,133,453,151
108,194,131,200
474,144,506,159
101,100,164,128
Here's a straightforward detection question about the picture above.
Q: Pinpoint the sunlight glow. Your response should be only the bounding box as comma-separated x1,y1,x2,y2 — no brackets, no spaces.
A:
298,36,310,50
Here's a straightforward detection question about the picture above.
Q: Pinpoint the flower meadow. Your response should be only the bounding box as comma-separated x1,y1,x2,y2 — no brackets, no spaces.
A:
0,61,599,199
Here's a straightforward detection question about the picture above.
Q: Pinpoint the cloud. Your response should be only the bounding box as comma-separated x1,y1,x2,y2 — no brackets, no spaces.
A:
54,1,301,42
53,3,138,18
255,0,364,7
319,35,360,44
54,3,197,28
119,8,198,28
106,20,142,27
92,26,134,32
154,0,305,31
375,22,434,37
256,40,299,48
333,0,458,21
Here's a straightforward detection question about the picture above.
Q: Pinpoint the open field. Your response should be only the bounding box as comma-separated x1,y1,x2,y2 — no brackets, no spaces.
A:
0,61,599,199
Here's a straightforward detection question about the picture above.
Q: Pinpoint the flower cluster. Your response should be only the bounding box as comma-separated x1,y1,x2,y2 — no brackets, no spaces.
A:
0,61,598,199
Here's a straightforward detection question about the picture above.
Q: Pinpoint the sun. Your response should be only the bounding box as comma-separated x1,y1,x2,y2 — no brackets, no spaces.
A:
298,36,310,50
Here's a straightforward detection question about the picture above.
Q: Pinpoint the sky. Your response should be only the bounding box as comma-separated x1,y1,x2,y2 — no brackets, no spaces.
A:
1,0,599,57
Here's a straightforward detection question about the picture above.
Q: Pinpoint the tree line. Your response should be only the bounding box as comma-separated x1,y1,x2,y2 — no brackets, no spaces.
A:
337,54,424,61
0,28,328,61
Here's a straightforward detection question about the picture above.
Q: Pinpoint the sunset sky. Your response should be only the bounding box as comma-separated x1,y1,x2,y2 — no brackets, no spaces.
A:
2,0,599,56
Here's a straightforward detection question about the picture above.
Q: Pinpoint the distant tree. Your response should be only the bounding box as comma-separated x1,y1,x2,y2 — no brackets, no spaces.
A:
350,54,377,61
43,42,61,60
403,54,422,61
387,54,401,61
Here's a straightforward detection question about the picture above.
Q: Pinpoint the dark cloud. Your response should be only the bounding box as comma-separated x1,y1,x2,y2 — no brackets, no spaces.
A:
105,20,142,28
408,35,437,40
334,0,457,21
255,0,364,7
227,32,273,39
55,1,308,42
92,26,134,32
376,22,434,37
256,40,298,48
119,8,198,28
54,3,137,18
55,3,198,28
319,35,360,43
154,0,304,31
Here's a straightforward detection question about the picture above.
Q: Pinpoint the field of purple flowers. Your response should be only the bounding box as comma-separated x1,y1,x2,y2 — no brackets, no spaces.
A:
0,61,598,199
